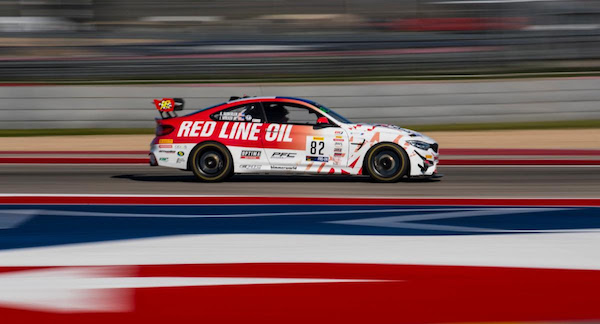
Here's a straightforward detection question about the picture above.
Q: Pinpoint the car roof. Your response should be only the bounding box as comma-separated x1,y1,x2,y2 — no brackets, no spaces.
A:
226,96,275,104
226,96,318,106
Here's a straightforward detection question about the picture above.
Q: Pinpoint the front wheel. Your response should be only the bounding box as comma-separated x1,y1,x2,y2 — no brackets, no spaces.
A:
190,142,233,182
365,143,409,183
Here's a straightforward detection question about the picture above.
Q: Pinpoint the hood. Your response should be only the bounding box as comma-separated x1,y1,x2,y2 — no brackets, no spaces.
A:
348,123,436,143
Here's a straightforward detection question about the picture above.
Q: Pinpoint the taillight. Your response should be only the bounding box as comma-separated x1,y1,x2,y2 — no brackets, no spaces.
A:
156,124,175,136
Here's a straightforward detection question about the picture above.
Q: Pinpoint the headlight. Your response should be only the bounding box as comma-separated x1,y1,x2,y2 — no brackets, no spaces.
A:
407,140,431,150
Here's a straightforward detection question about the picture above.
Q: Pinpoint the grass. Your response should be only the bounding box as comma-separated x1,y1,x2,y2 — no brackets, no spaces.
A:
1,120,598,137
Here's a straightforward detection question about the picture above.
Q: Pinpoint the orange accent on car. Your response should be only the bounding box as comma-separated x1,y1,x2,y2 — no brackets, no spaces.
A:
317,163,326,173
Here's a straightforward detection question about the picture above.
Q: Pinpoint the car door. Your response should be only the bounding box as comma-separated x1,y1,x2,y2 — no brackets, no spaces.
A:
209,101,269,172
261,101,349,172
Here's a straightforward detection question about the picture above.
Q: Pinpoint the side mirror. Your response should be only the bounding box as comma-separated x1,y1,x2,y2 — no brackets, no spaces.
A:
313,117,333,129
317,117,329,125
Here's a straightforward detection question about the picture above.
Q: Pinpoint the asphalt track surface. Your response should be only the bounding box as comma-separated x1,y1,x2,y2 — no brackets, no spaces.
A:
1,164,599,197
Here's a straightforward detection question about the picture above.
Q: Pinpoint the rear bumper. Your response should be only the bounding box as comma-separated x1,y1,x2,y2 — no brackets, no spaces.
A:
149,153,158,166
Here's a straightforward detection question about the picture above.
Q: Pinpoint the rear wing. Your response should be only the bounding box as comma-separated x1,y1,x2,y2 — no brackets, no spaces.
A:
154,98,184,119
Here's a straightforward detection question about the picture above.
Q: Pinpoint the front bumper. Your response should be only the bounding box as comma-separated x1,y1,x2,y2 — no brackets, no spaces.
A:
408,146,439,177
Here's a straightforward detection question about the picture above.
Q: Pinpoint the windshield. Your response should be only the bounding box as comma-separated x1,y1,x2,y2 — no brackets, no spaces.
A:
315,103,352,124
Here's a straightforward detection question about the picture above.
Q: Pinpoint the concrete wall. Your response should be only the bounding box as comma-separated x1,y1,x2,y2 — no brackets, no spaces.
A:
1,78,600,129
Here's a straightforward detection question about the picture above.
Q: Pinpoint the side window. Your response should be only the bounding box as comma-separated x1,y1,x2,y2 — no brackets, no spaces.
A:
210,103,264,122
262,102,325,125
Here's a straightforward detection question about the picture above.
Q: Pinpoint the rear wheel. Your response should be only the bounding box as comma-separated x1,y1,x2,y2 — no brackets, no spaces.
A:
365,143,409,183
190,142,233,182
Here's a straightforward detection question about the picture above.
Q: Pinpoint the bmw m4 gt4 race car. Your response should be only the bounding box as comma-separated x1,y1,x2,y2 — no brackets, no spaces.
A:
150,96,440,182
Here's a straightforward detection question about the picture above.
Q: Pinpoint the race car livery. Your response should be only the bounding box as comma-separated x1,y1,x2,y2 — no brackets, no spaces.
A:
149,96,439,182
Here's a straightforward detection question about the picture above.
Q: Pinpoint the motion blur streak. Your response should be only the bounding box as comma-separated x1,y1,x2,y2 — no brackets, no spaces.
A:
1,0,600,81
1,264,600,323
0,196,599,323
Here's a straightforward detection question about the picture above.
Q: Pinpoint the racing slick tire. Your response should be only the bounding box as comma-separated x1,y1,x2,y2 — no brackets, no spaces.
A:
364,143,410,183
190,142,233,182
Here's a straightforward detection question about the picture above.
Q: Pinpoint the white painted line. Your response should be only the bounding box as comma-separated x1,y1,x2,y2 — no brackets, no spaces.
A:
329,208,580,233
2,207,518,220
0,233,599,270
0,266,381,313
0,210,35,229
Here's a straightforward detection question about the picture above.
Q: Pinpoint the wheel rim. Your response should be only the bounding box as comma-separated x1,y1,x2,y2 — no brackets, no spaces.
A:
372,150,401,178
197,150,224,176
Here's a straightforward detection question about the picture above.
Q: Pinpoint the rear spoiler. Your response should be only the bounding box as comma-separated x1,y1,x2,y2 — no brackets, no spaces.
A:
154,98,184,119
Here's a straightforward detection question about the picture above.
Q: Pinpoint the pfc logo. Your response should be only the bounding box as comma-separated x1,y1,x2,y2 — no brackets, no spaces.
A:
271,152,297,159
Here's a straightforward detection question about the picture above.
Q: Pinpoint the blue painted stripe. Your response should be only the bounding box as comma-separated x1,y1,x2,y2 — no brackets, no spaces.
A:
0,204,598,250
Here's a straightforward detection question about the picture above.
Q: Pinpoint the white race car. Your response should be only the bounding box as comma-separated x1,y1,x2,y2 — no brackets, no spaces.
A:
150,96,440,182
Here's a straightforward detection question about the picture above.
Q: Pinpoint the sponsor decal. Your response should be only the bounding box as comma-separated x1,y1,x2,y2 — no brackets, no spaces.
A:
306,156,329,162
241,150,261,159
159,157,169,162
271,165,297,170
154,98,175,112
176,158,185,164
239,164,261,170
335,130,344,135
217,111,251,122
158,150,176,154
271,152,297,159
312,136,324,141
263,124,293,143
177,122,293,143
333,138,345,142
335,136,343,139
174,145,187,149
219,122,264,141
177,121,218,138
334,153,343,157
177,151,185,156
158,139,173,144
334,148,343,153
158,144,172,148
335,142,343,147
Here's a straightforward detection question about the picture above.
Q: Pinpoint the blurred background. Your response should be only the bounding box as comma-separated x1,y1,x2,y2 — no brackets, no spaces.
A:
1,0,600,82
1,0,600,130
